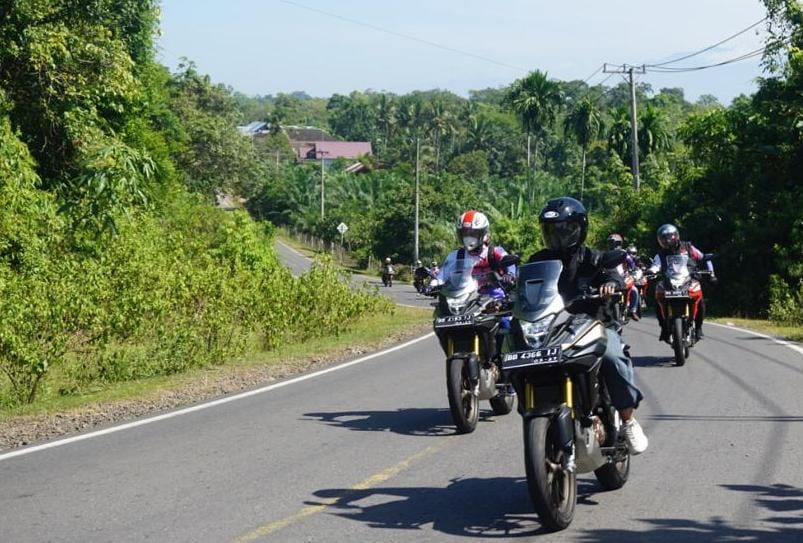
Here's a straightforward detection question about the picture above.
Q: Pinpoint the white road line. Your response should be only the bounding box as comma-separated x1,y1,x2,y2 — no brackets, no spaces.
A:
708,322,803,357
0,333,436,463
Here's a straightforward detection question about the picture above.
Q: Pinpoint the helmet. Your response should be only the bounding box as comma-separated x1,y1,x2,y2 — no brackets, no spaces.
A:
607,233,624,250
626,245,638,256
415,260,422,267
457,210,490,252
431,261,438,268
385,257,391,263
538,197,588,252
657,224,680,250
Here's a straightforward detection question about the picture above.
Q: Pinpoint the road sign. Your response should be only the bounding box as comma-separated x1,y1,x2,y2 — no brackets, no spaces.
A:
336,222,348,235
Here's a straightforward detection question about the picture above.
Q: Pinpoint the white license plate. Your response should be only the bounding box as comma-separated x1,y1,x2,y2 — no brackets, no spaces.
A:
501,347,561,370
434,314,473,328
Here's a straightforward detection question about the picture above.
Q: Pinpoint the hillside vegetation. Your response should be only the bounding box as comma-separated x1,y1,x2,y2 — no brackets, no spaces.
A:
0,1,389,408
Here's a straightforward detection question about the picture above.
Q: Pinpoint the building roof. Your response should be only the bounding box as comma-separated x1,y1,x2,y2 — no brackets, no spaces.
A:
308,141,372,160
237,121,270,135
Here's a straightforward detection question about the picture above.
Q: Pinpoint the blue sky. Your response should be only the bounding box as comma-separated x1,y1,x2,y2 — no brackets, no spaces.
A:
158,1,770,104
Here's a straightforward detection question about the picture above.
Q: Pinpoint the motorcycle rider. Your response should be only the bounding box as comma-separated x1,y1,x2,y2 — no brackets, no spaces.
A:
529,197,648,454
381,257,395,287
608,234,641,321
647,224,716,342
430,261,440,277
413,259,433,293
432,210,516,292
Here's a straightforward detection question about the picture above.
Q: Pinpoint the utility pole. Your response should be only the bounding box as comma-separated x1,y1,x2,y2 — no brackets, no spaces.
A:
414,137,420,263
603,63,645,191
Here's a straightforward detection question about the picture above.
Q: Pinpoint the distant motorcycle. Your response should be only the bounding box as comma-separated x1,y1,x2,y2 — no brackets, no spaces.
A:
431,259,515,433
649,253,714,366
381,265,395,287
413,266,436,294
502,255,631,531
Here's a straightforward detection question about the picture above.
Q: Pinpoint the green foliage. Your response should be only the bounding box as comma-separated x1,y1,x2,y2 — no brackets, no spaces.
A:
768,275,803,324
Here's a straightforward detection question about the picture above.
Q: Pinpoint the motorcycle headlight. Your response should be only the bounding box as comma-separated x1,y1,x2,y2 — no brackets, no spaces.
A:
669,277,685,288
520,316,553,348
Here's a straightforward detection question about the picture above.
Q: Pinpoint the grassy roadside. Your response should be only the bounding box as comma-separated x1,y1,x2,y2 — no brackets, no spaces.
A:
710,317,803,342
0,306,432,446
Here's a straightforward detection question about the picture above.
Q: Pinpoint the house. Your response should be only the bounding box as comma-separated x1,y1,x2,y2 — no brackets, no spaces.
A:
237,121,271,136
298,141,373,164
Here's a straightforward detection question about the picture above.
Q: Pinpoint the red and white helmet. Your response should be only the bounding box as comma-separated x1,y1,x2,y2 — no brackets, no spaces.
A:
457,210,490,252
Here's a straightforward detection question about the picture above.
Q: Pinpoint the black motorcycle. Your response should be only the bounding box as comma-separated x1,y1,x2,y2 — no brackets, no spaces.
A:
432,259,515,433
413,266,436,294
502,258,630,531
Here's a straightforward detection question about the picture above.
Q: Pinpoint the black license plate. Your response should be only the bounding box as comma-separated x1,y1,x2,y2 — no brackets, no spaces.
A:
434,314,474,328
501,347,561,370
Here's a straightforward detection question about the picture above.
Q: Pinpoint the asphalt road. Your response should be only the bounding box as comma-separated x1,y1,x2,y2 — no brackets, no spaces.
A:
1,244,801,541
274,239,433,308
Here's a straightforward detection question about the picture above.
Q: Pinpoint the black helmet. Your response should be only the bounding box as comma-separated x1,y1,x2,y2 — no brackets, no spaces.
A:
538,197,588,252
607,233,624,250
657,224,680,250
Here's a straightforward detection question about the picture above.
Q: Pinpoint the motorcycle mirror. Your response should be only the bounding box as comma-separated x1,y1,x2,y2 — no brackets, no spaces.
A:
600,249,627,269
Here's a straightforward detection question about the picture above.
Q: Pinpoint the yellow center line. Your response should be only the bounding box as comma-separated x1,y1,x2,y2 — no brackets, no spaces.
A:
233,442,448,542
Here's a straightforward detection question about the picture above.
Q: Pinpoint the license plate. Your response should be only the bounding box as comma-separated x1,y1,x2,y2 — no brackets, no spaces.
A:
434,314,474,328
501,347,561,370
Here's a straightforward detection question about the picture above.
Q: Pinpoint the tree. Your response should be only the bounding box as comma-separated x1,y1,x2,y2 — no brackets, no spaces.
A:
505,70,564,172
639,104,673,158
564,97,602,199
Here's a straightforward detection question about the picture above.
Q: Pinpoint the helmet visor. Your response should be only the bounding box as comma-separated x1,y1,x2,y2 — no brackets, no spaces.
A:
607,237,623,250
541,221,582,251
459,227,486,251
658,232,679,250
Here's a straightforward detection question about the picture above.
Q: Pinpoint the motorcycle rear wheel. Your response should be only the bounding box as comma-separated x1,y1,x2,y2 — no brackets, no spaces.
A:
524,417,576,531
489,393,514,415
672,317,686,366
594,408,630,490
446,358,478,433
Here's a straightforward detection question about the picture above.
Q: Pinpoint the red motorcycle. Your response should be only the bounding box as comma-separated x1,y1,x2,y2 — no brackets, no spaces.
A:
651,254,712,366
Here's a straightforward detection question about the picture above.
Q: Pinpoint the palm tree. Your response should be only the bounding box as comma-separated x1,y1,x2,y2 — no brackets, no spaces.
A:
428,100,456,172
564,97,602,199
607,106,632,164
639,104,672,157
505,70,564,172
376,94,397,157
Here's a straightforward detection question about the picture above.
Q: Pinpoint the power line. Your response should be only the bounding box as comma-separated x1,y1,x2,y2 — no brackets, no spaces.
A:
647,39,786,73
646,17,767,68
278,0,527,73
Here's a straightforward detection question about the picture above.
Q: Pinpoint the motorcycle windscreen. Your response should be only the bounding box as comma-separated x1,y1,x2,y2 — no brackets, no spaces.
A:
441,255,478,300
666,254,690,285
515,260,562,316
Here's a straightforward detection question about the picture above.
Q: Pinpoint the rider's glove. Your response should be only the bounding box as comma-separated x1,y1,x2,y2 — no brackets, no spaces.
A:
709,273,718,285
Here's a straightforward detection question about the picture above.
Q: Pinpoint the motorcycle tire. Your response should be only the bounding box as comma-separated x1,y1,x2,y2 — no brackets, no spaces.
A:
672,317,686,366
446,358,478,434
594,407,630,490
489,393,514,416
524,416,577,531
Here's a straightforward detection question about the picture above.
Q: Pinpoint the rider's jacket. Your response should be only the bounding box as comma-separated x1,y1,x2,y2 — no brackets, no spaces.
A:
434,245,515,294
648,242,713,275
528,245,624,320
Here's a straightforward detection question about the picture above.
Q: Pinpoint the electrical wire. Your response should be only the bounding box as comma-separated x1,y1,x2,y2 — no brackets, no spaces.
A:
647,38,788,73
278,0,527,73
646,17,767,68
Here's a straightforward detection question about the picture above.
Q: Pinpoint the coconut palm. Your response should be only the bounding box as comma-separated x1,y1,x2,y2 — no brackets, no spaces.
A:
607,106,632,164
505,70,564,172
376,94,397,157
639,104,672,157
564,97,602,199
428,100,457,172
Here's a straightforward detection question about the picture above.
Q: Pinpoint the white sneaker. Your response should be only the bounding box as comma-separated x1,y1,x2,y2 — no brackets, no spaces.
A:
621,418,649,455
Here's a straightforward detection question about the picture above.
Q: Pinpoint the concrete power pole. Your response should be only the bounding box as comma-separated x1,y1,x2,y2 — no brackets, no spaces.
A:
603,63,645,191
414,137,420,263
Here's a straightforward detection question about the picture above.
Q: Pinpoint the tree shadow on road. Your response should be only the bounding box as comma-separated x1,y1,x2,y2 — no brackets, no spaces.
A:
303,408,462,436
306,476,603,538
632,355,676,368
572,483,803,542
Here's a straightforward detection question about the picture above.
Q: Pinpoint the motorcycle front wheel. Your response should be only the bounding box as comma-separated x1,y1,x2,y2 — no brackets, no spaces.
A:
446,358,478,433
524,416,576,531
672,317,686,366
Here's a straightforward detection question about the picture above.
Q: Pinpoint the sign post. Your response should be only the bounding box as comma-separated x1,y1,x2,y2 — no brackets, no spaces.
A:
336,222,348,253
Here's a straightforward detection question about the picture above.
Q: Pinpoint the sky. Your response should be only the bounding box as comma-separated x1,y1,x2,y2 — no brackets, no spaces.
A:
158,0,772,105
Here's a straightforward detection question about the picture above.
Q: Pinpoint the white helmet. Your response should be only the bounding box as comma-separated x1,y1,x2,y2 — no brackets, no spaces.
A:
457,210,490,252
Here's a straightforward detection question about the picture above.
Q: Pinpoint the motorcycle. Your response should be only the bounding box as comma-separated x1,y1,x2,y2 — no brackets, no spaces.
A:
634,267,648,311
381,265,395,287
413,266,436,294
502,256,630,531
431,257,515,433
650,254,713,366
